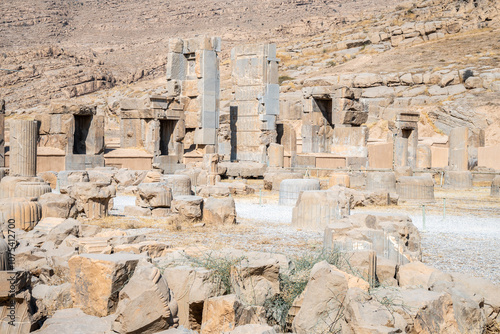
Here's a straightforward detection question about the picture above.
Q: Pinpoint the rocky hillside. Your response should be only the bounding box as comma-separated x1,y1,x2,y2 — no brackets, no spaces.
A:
1,0,500,143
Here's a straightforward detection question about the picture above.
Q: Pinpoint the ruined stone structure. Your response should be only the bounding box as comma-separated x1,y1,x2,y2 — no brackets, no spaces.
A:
35,103,104,171
393,111,419,169
229,44,279,163
298,86,369,168
113,37,220,172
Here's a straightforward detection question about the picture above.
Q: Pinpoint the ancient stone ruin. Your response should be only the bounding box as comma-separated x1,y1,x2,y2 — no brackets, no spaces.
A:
1,1,500,332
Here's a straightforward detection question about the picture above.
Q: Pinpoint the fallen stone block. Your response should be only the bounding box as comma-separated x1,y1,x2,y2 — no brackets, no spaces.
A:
112,264,179,333
172,196,203,222
68,253,144,316
203,197,236,225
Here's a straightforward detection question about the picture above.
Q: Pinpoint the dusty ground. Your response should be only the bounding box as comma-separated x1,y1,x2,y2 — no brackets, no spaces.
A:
99,184,500,284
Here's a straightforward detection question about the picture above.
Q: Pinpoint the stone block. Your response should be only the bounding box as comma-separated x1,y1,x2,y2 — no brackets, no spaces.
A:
134,183,173,208
444,171,472,189
203,197,236,225
124,205,152,217
112,265,179,333
396,175,435,202
366,172,396,193
231,258,280,306
172,196,203,222
68,253,144,317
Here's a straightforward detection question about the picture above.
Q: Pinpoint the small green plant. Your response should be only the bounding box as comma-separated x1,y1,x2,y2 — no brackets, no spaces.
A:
186,253,246,294
279,75,295,84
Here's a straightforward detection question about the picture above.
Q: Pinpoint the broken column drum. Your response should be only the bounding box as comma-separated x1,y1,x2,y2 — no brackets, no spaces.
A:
161,175,192,196
14,182,52,199
396,175,435,201
366,172,396,193
279,179,321,206
0,197,42,231
9,120,38,177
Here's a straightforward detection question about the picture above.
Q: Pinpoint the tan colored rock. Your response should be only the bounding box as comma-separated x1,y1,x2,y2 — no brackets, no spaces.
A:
68,253,144,316
203,197,236,225
124,205,152,216
112,265,179,333
231,258,280,306
200,294,241,334
397,261,442,288
134,183,173,208
226,324,277,334
292,261,348,334
342,288,407,333
32,283,73,317
164,266,224,330
172,196,203,222
39,192,77,219
32,308,113,334
66,182,116,219
113,241,170,258
38,171,58,189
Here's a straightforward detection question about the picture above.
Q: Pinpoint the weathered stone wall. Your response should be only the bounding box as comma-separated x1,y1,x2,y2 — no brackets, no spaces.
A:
229,43,279,163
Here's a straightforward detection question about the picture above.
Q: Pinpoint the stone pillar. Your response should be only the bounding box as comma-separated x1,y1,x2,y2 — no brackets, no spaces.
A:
268,143,284,168
10,120,37,177
0,100,4,167
449,127,468,171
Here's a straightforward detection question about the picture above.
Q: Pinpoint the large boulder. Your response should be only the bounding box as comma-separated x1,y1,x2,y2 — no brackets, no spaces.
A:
68,253,144,316
203,197,236,225
292,261,348,334
112,264,179,333
397,261,442,288
342,288,407,333
163,266,224,330
200,295,242,334
32,283,73,318
231,258,280,306
32,308,113,334
172,196,203,223
39,193,77,219
134,183,173,208
66,182,116,219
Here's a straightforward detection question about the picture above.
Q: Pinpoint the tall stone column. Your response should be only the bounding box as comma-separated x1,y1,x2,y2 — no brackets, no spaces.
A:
10,120,38,177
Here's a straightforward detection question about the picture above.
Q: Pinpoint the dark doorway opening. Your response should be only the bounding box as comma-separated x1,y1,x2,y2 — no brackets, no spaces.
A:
315,98,333,127
230,106,238,161
73,115,92,154
402,129,412,139
276,123,284,145
159,120,177,156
